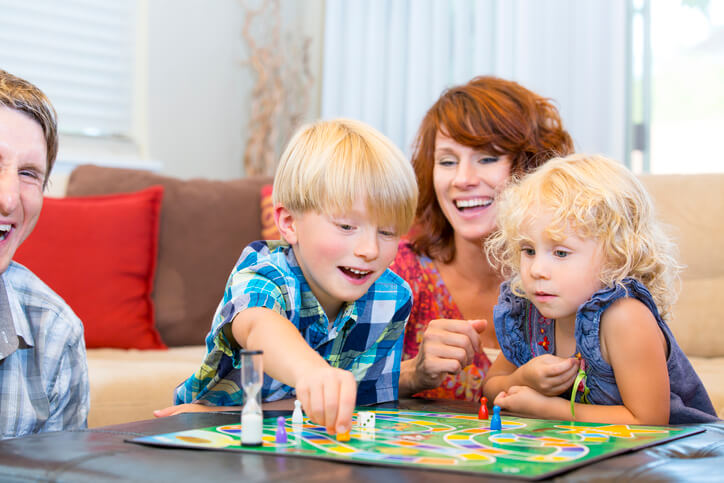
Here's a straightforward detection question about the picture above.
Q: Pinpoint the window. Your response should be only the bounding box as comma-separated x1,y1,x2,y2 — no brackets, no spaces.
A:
629,0,724,173
0,0,137,139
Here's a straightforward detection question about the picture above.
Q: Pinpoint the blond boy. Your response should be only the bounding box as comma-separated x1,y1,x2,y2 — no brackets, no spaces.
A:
172,119,418,434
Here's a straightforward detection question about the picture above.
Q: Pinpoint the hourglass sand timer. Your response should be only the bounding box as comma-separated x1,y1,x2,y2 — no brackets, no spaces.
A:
240,350,264,446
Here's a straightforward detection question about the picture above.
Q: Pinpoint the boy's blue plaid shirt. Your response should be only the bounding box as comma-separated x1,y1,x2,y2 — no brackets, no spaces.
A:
174,240,412,406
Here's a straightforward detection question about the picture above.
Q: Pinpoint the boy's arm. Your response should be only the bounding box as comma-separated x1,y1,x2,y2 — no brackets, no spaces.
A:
232,306,357,435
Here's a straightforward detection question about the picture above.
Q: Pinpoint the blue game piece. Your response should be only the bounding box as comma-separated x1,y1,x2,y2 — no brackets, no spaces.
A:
490,405,502,431
275,416,288,443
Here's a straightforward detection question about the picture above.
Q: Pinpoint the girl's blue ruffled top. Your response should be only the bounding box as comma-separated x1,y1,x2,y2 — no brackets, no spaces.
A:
493,278,718,424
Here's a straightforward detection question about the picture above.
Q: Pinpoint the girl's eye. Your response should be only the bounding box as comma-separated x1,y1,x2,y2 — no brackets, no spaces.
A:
378,229,397,237
338,224,354,231
521,247,535,256
554,249,569,258
479,156,499,164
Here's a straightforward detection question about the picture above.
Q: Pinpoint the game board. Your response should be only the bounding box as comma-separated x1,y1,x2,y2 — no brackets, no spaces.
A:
129,408,703,479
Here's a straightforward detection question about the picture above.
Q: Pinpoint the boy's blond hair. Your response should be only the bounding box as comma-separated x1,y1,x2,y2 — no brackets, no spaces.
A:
486,153,681,321
273,118,418,234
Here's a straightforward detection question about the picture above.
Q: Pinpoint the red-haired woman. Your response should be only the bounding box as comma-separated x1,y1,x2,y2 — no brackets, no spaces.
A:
394,76,574,401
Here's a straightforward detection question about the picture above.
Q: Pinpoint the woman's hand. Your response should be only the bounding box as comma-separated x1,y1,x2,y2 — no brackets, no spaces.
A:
400,318,486,394
519,354,579,396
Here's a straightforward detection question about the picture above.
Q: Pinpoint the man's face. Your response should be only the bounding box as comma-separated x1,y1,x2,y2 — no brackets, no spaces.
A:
0,106,47,273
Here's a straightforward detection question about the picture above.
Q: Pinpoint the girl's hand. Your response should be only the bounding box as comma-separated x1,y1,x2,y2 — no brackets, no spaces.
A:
409,318,487,390
494,385,550,417
519,354,579,396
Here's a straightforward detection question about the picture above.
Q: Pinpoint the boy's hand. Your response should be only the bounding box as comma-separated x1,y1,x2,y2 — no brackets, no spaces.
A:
153,403,241,418
519,354,579,396
411,318,487,390
294,366,357,435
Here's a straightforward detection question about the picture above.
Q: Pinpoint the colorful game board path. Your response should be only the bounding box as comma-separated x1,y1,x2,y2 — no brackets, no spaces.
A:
130,408,703,480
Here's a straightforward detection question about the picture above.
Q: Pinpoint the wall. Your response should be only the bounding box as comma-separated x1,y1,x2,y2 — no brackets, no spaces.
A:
48,0,325,196
146,0,324,180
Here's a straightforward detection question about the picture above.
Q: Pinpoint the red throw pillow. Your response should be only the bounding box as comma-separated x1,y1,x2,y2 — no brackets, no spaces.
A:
15,186,166,350
260,184,281,240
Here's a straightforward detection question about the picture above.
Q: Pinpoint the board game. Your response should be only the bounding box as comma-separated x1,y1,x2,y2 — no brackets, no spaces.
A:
130,408,702,479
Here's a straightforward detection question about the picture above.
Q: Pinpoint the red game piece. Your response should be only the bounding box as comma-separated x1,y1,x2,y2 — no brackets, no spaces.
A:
478,396,489,420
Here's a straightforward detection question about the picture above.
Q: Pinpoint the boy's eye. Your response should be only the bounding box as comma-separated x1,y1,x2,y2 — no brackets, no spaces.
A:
521,247,535,256
554,249,570,258
337,224,354,231
378,229,397,237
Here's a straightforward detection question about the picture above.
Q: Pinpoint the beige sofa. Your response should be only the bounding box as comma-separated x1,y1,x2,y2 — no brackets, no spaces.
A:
639,173,724,419
53,168,724,427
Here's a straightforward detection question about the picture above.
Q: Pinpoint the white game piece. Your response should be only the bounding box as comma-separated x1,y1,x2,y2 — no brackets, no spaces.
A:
292,399,304,424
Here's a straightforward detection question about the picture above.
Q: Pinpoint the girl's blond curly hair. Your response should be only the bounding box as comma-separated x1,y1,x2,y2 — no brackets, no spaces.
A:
485,153,681,321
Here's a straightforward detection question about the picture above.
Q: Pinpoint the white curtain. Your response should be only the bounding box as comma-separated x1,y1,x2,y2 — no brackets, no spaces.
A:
322,0,628,161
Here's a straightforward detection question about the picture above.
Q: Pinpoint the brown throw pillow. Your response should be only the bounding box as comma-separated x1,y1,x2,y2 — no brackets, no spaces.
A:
67,164,273,347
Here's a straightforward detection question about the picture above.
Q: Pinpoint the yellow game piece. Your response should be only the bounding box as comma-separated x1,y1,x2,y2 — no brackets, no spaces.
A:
336,430,350,442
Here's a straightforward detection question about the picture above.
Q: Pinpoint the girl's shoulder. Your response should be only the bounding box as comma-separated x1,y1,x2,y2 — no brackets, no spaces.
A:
578,278,661,331
576,278,665,371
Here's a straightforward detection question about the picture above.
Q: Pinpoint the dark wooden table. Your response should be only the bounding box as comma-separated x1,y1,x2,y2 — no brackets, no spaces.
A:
0,398,721,482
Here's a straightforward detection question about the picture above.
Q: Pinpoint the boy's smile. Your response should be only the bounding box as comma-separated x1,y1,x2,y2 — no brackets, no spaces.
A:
519,209,605,328
281,197,400,320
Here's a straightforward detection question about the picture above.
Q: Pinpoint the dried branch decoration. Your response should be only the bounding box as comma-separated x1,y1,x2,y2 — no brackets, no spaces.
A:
241,0,313,176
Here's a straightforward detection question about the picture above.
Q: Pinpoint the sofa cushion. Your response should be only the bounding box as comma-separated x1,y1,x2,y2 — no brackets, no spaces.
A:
688,356,724,418
15,187,165,349
67,165,274,346
86,345,206,427
639,174,724,358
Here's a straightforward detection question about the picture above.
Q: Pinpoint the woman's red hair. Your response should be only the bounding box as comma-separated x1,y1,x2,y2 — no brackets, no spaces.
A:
410,76,574,263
